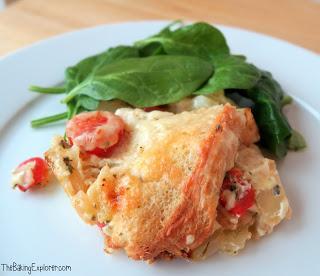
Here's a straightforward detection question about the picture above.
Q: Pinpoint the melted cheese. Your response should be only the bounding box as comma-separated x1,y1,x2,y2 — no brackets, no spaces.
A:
223,190,236,210
192,144,291,259
11,161,36,188
236,145,291,238
167,92,233,113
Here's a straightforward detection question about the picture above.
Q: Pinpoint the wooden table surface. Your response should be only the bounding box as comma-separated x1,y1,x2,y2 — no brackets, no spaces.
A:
0,0,320,57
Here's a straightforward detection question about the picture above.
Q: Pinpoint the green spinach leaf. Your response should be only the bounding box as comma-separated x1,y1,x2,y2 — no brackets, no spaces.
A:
226,71,293,158
65,45,139,91
195,55,261,94
66,95,100,119
138,21,183,57
225,90,255,108
63,55,213,107
29,85,65,94
30,46,139,95
135,22,229,63
138,42,166,57
137,24,259,96
76,95,100,110
31,112,68,128
288,129,307,151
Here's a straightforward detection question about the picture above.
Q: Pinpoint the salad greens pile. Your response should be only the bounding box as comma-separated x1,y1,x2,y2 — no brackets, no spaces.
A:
30,21,306,158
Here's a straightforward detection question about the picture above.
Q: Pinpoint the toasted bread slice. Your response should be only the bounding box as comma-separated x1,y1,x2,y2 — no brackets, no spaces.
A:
45,104,259,260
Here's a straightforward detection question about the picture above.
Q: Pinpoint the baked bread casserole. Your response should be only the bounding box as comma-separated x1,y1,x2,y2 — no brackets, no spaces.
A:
45,103,291,261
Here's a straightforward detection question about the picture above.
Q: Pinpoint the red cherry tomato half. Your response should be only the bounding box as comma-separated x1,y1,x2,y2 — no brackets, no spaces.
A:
12,157,49,192
87,142,119,158
66,111,125,156
229,188,255,216
220,167,255,217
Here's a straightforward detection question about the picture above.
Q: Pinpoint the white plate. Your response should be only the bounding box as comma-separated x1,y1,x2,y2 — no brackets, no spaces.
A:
0,21,319,276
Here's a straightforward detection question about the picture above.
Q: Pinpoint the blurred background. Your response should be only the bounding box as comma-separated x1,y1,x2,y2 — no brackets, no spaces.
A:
0,0,319,56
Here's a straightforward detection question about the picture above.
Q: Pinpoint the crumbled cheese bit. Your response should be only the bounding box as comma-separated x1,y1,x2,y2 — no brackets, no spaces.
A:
11,161,36,188
257,227,267,237
237,180,251,199
229,216,239,224
223,190,236,210
186,234,195,245
277,201,289,219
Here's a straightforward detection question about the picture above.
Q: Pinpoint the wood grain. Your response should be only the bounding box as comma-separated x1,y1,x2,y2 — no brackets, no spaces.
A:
0,0,319,56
